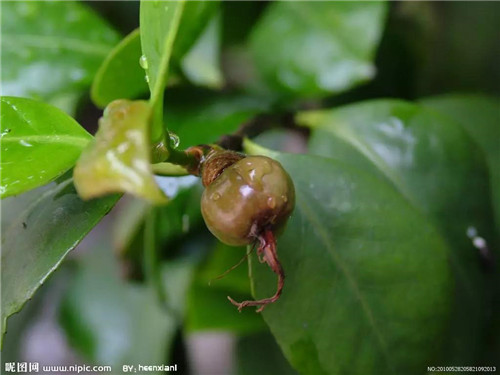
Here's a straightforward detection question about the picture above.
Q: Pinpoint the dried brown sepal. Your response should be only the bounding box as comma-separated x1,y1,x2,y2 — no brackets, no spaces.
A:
200,149,245,187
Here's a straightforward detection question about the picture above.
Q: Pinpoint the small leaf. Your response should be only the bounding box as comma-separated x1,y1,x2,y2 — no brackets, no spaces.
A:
1,1,119,113
59,245,177,368
140,0,185,140
74,100,167,204
1,179,119,342
0,96,92,198
245,149,453,374
420,94,500,235
249,1,387,97
91,29,149,108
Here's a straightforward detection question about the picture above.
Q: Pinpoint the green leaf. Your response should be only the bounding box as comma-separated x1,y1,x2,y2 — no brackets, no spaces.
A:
249,1,387,98
197,242,254,295
420,94,500,234
298,100,495,365
140,0,185,140
186,282,265,335
91,29,149,108
112,180,202,282
1,179,119,342
1,1,119,112
173,1,220,61
186,240,266,335
164,88,270,148
181,15,223,89
59,246,177,370
237,332,297,375
245,150,453,375
0,96,92,198
74,100,167,204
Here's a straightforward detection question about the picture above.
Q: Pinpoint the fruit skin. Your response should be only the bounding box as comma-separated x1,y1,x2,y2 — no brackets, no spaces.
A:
201,155,295,246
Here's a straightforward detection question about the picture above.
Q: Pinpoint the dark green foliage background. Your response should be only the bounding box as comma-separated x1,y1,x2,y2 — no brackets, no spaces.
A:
1,1,499,374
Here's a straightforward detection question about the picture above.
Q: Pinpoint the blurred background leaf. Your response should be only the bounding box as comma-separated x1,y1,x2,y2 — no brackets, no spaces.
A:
0,1,119,115
59,246,177,373
164,88,270,148
248,1,387,99
420,94,500,236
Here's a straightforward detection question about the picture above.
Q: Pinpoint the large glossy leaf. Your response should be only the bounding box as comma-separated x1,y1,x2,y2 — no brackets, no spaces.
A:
0,96,92,198
1,179,119,342
298,100,495,364
237,332,297,375
140,0,184,140
244,150,453,375
249,2,387,97
59,246,177,371
420,94,500,234
1,1,119,112
73,100,167,204
164,88,269,148
91,29,149,108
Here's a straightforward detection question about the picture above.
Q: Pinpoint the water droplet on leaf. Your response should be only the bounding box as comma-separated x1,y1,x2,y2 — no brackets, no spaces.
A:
168,132,180,149
19,140,33,147
139,55,148,70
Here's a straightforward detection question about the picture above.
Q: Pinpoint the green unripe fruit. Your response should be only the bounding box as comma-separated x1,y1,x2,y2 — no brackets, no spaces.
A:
201,155,295,246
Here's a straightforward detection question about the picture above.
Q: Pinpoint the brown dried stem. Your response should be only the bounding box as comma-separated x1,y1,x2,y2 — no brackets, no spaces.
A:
228,229,285,312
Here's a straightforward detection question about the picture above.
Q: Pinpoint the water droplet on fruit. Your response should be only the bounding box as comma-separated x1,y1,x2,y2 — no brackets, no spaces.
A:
211,192,221,201
139,55,148,70
267,196,276,209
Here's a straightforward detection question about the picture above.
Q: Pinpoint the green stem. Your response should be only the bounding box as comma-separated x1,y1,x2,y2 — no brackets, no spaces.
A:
152,162,188,176
144,208,167,306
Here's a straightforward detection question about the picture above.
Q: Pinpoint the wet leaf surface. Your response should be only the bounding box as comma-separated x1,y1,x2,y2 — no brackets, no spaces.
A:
249,1,387,97
74,100,167,204
0,97,92,198
140,0,184,139
298,100,496,367
1,179,119,341
245,150,453,375
1,1,119,112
